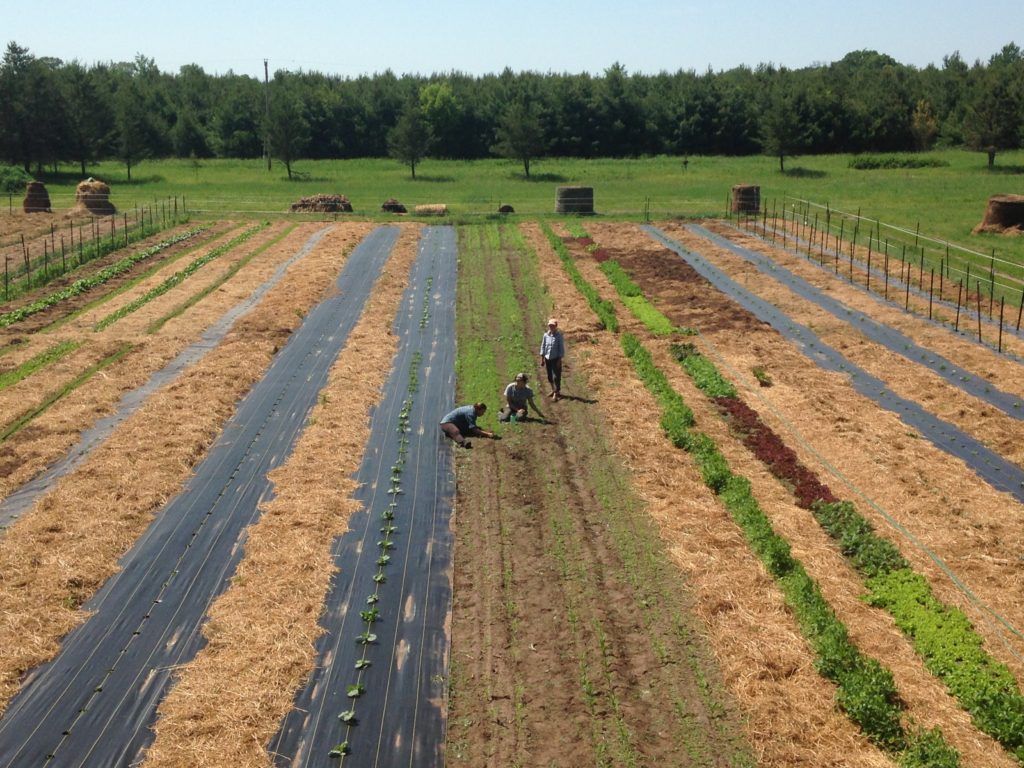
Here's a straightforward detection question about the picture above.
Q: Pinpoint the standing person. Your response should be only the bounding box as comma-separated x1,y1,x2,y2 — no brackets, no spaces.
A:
539,318,565,400
498,372,546,422
439,402,494,448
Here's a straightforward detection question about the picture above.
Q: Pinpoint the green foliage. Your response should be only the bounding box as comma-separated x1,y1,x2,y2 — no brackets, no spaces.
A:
669,342,736,398
618,331,940,757
848,155,950,170
867,569,1024,758
0,340,78,391
899,728,961,768
94,223,266,330
597,259,679,336
0,228,206,328
0,164,32,193
540,221,618,332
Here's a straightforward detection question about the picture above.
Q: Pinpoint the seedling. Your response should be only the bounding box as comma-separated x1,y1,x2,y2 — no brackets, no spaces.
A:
328,742,350,758
347,683,365,698
360,608,380,623
751,366,773,387
356,631,377,645
354,658,371,670
338,709,357,723
366,594,379,604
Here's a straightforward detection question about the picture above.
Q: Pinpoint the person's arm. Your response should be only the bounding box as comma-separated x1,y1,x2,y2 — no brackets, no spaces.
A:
527,396,546,420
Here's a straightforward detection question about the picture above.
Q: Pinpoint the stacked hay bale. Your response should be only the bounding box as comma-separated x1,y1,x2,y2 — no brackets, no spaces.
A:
414,204,448,216
555,186,594,214
75,178,116,216
381,198,407,213
974,194,1024,235
731,185,760,213
290,194,353,213
23,181,51,213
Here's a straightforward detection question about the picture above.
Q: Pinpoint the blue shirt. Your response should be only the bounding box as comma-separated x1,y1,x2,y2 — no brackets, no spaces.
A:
539,330,565,360
440,405,478,433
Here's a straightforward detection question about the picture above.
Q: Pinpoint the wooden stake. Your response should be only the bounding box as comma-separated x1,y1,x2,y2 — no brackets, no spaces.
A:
977,280,983,343
884,251,889,299
998,296,1005,353
1016,288,1023,332
955,280,963,331
928,268,935,319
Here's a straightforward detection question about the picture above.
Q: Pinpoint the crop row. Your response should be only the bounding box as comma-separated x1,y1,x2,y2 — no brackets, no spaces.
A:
538,221,617,332
94,223,268,331
549,228,962,765
5,207,189,302
595,225,1024,762
668,342,1024,761
0,227,209,328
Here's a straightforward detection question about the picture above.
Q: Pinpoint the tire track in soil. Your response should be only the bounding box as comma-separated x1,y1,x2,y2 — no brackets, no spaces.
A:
447,225,753,768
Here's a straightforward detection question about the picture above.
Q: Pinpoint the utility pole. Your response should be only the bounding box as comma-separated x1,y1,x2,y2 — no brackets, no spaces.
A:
264,59,272,171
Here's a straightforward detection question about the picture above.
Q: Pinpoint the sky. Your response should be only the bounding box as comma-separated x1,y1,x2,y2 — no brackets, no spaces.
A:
4,0,1019,79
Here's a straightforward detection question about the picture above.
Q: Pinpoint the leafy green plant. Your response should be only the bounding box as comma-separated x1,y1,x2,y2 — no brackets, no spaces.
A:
751,366,773,387
94,223,266,330
539,220,618,332
0,228,207,328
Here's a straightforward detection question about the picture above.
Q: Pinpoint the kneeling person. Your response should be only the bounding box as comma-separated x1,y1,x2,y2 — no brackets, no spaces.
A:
499,372,545,422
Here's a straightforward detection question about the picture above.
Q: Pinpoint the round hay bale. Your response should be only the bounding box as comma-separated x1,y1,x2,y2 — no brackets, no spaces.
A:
555,186,594,214
23,181,51,213
414,204,448,216
75,178,116,216
290,194,352,213
974,194,1024,235
731,185,760,214
498,204,515,214
381,198,407,214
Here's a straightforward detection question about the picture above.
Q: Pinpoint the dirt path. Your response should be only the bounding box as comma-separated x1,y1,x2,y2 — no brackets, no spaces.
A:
447,223,757,768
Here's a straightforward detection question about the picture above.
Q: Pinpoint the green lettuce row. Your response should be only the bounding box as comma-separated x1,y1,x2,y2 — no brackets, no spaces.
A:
94,223,267,331
619,332,959,767
539,220,618,332
0,228,208,328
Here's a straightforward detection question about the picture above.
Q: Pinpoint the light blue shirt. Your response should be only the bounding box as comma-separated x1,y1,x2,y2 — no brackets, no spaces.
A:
539,330,565,360
440,405,478,432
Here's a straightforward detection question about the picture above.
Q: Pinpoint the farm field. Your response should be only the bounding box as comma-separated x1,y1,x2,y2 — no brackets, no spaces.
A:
0,200,1022,766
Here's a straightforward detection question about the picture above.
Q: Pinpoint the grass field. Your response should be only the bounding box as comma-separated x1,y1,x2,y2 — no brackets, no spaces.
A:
6,149,1024,267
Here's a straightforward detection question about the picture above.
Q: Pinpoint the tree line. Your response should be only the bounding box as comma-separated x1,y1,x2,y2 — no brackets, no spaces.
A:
0,40,1022,181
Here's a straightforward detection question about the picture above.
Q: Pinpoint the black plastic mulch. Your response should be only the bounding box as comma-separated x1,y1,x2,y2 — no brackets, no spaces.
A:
688,223,1024,420
0,225,335,531
270,226,457,767
644,225,1024,505
0,226,400,768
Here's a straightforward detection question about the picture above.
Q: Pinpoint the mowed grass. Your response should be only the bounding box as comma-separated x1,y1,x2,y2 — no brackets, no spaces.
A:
9,150,1024,268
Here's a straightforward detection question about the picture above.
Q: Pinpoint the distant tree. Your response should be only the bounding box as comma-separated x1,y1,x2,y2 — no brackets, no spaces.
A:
910,99,939,151
963,69,1022,168
60,61,111,176
759,71,818,172
387,100,431,179
267,82,310,179
420,81,463,158
491,99,547,177
114,78,152,180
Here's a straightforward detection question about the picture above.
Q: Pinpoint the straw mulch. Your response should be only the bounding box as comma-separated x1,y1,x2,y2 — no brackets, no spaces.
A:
580,220,1018,766
143,225,423,767
521,222,894,767
652,220,1024,684
0,223,376,716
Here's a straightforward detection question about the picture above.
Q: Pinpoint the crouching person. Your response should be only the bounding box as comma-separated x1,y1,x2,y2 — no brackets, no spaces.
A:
440,402,495,448
498,372,545,422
